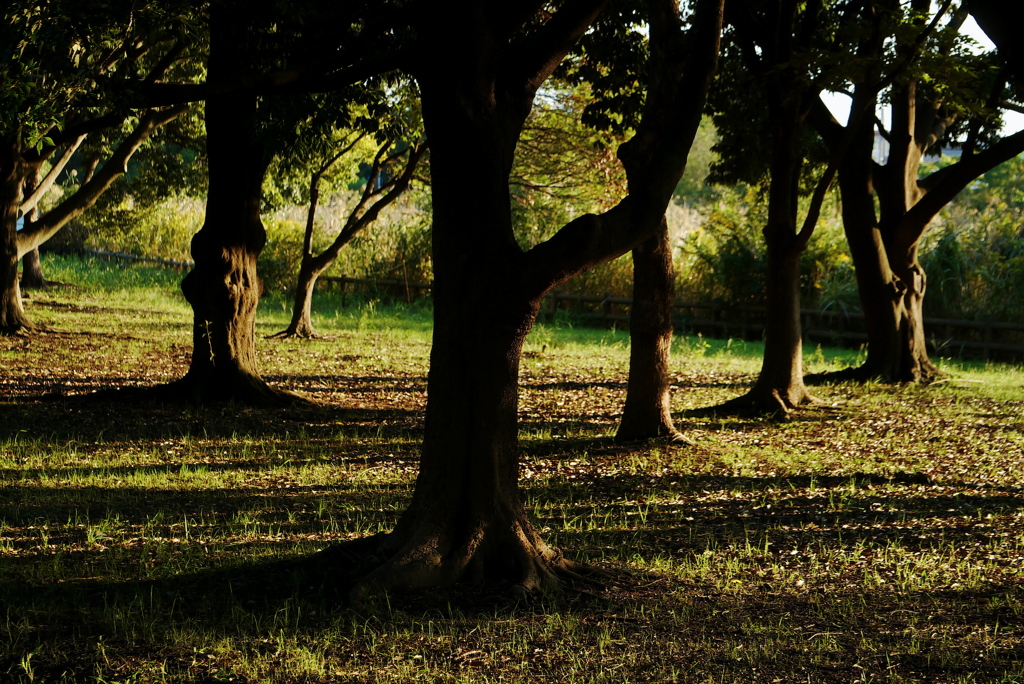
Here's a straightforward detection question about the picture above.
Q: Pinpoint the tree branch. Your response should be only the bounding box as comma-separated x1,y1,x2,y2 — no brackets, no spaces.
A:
521,0,724,298
505,0,609,94
17,106,188,257
19,136,85,217
901,126,1024,245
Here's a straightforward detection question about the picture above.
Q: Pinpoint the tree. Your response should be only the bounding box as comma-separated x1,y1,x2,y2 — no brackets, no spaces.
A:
142,0,408,404
703,0,854,414
616,216,680,440
811,0,1024,383
267,85,428,340
338,0,723,598
0,1,191,334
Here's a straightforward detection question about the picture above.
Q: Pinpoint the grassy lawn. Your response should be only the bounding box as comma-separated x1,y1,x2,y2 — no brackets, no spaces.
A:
2,255,1023,683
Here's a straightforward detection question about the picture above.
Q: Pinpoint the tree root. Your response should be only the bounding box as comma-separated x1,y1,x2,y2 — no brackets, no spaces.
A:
705,387,822,419
319,525,618,606
805,363,948,386
614,419,685,444
266,329,328,341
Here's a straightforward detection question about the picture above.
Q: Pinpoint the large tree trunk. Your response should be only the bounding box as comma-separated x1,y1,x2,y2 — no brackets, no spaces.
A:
171,92,294,404
161,4,299,406
825,118,908,382
349,50,581,596
352,276,576,597
616,216,679,440
0,145,32,335
887,232,940,382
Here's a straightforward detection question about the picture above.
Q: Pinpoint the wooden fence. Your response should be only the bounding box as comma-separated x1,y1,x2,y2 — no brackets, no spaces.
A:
70,256,1024,363
321,275,1024,363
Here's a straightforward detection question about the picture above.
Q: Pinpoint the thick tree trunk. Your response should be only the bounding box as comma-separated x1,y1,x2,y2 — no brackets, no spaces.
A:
0,146,32,335
616,216,679,440
170,93,295,405
823,123,908,382
352,280,582,598
349,65,581,597
889,243,940,382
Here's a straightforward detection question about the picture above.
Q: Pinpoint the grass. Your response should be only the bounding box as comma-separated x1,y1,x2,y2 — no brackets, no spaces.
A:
1,255,1023,682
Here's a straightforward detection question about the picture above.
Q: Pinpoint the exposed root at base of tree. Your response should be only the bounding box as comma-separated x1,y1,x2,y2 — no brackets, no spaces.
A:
804,364,948,386
703,388,824,419
614,425,693,445
309,529,618,605
266,329,328,341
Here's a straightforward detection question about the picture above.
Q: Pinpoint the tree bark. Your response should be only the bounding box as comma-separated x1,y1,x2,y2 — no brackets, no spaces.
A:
20,170,46,290
21,250,46,290
812,3,1024,384
168,91,296,405
616,216,679,441
825,114,908,382
0,144,32,335
717,3,820,415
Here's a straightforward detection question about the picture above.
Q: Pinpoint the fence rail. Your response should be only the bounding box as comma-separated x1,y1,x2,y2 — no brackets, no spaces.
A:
321,275,1024,363
65,256,1024,363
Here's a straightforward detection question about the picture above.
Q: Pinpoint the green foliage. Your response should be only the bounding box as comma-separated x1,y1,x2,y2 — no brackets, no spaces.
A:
511,85,629,249
257,217,307,294
1,1,201,150
678,186,856,310
915,154,1024,323
52,196,201,262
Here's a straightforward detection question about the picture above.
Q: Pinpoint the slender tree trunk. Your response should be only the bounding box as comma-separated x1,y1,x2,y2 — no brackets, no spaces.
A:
721,73,817,414
20,169,46,290
0,144,32,334
746,238,815,410
616,216,679,440
273,140,425,340
281,256,325,338
21,249,46,289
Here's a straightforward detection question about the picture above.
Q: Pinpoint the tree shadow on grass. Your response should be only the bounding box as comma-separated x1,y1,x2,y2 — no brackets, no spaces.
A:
4,466,1024,682
0,396,425,445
